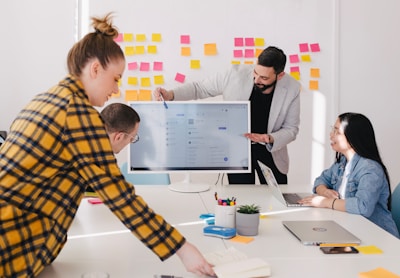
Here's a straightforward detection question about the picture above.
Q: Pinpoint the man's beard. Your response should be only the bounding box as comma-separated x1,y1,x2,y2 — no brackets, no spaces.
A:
254,79,277,93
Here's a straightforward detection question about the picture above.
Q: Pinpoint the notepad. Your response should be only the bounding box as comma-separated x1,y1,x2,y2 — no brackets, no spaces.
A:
204,247,270,278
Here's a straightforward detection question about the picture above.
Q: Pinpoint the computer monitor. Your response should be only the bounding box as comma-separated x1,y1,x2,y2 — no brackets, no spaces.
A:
128,101,251,193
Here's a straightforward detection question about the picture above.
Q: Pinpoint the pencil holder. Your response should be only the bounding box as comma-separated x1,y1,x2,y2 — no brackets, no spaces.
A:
215,204,236,228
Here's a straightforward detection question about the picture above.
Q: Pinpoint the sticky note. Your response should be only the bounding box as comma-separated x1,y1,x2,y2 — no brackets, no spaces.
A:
125,90,138,101
310,68,320,78
289,54,300,63
255,48,263,58
300,54,311,62
125,46,135,56
231,60,241,65
234,37,244,47
230,235,254,244
175,72,186,83
290,72,300,81
139,62,150,71
138,89,152,100
127,62,138,71
136,34,146,42
355,245,383,254
123,33,133,42
114,33,123,42
151,33,162,42
290,66,300,73
244,49,254,58
309,80,319,90
180,35,190,44
153,61,163,71
233,50,243,58
190,59,201,69
254,38,265,47
181,47,191,56
204,43,217,55
147,45,157,54
127,77,138,85
135,46,145,55
245,37,254,46
244,60,254,65
299,43,309,52
140,77,151,87
310,43,321,52
154,75,164,85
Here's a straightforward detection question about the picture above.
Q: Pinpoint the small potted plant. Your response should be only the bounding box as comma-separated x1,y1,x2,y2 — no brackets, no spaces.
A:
236,204,261,236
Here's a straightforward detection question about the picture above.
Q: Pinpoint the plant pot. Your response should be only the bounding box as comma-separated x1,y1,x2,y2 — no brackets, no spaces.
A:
235,211,260,236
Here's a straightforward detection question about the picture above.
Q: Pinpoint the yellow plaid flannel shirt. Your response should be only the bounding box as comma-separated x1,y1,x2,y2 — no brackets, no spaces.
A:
0,76,185,277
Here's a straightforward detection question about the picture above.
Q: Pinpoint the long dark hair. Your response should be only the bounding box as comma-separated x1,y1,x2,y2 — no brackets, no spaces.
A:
337,112,392,209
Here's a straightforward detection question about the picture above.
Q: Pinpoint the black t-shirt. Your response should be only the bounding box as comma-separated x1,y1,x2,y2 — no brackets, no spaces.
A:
249,86,274,134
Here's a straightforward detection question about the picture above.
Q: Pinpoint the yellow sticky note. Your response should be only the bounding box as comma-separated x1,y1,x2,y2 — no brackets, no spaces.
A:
230,235,254,244
125,90,138,101
125,46,135,56
140,77,151,87
181,47,191,56
310,68,320,78
154,75,164,85
138,89,152,100
135,46,145,55
231,60,240,64
190,60,201,69
136,34,146,42
152,33,162,42
204,43,217,55
290,72,300,81
359,267,399,278
127,77,138,86
309,80,319,90
356,245,383,255
147,45,157,54
123,33,133,42
301,54,311,62
254,38,265,47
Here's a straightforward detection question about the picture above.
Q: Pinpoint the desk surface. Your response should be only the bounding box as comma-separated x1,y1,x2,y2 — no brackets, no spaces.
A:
39,184,400,278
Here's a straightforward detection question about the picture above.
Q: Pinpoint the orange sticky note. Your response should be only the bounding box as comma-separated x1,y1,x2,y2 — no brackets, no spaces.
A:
230,235,254,244
204,43,217,55
310,68,320,78
181,47,191,56
138,90,152,100
359,267,399,278
309,80,319,90
125,90,138,101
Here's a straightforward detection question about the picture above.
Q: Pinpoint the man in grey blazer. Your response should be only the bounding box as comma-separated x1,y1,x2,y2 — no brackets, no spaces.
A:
156,46,301,184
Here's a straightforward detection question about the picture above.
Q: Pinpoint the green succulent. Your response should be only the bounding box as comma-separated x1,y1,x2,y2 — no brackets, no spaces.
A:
236,204,261,214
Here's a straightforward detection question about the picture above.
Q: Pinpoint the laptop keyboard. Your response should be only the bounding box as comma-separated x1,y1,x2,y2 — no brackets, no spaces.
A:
283,193,301,204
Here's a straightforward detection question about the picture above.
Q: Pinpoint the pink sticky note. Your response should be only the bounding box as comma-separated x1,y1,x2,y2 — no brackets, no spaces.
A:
180,35,190,44
139,62,150,71
127,62,138,71
245,37,254,46
153,61,163,71
310,43,321,52
175,73,186,83
289,54,300,63
234,37,244,47
114,33,123,42
244,49,255,58
290,66,300,73
299,43,309,52
233,49,243,58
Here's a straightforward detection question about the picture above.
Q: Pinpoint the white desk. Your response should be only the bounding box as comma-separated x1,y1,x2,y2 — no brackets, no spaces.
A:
39,184,400,277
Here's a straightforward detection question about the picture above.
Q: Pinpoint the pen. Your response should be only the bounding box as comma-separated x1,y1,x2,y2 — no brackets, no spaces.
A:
159,90,168,109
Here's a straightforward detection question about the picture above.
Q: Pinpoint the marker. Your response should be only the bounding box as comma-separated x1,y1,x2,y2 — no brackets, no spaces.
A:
159,91,168,109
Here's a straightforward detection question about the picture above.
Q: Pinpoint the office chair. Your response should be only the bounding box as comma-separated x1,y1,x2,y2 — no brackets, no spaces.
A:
392,183,400,233
120,162,170,185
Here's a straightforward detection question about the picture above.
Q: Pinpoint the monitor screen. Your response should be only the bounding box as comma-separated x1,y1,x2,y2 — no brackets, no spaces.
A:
128,101,251,178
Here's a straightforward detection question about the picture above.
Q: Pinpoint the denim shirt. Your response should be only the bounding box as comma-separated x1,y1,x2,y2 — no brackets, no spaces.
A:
313,153,399,238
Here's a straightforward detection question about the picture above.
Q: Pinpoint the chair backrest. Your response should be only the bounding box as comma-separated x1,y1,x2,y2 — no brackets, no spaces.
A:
391,183,400,233
120,162,170,185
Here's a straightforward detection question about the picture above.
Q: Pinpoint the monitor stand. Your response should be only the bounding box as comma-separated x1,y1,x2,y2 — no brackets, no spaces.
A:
168,172,210,193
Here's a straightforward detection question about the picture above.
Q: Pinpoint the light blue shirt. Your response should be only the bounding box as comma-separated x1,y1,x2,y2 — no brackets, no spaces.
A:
313,153,399,238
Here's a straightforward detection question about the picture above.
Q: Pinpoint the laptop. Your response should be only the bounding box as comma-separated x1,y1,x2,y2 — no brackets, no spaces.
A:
257,160,310,207
282,220,361,246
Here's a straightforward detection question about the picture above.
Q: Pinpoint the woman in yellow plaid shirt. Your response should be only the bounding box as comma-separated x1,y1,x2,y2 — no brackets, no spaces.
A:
0,13,215,277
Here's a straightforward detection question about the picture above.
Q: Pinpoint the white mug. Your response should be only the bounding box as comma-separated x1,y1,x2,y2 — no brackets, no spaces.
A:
214,205,236,228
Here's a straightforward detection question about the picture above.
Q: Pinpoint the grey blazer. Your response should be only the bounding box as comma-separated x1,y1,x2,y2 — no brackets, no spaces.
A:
173,64,301,174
